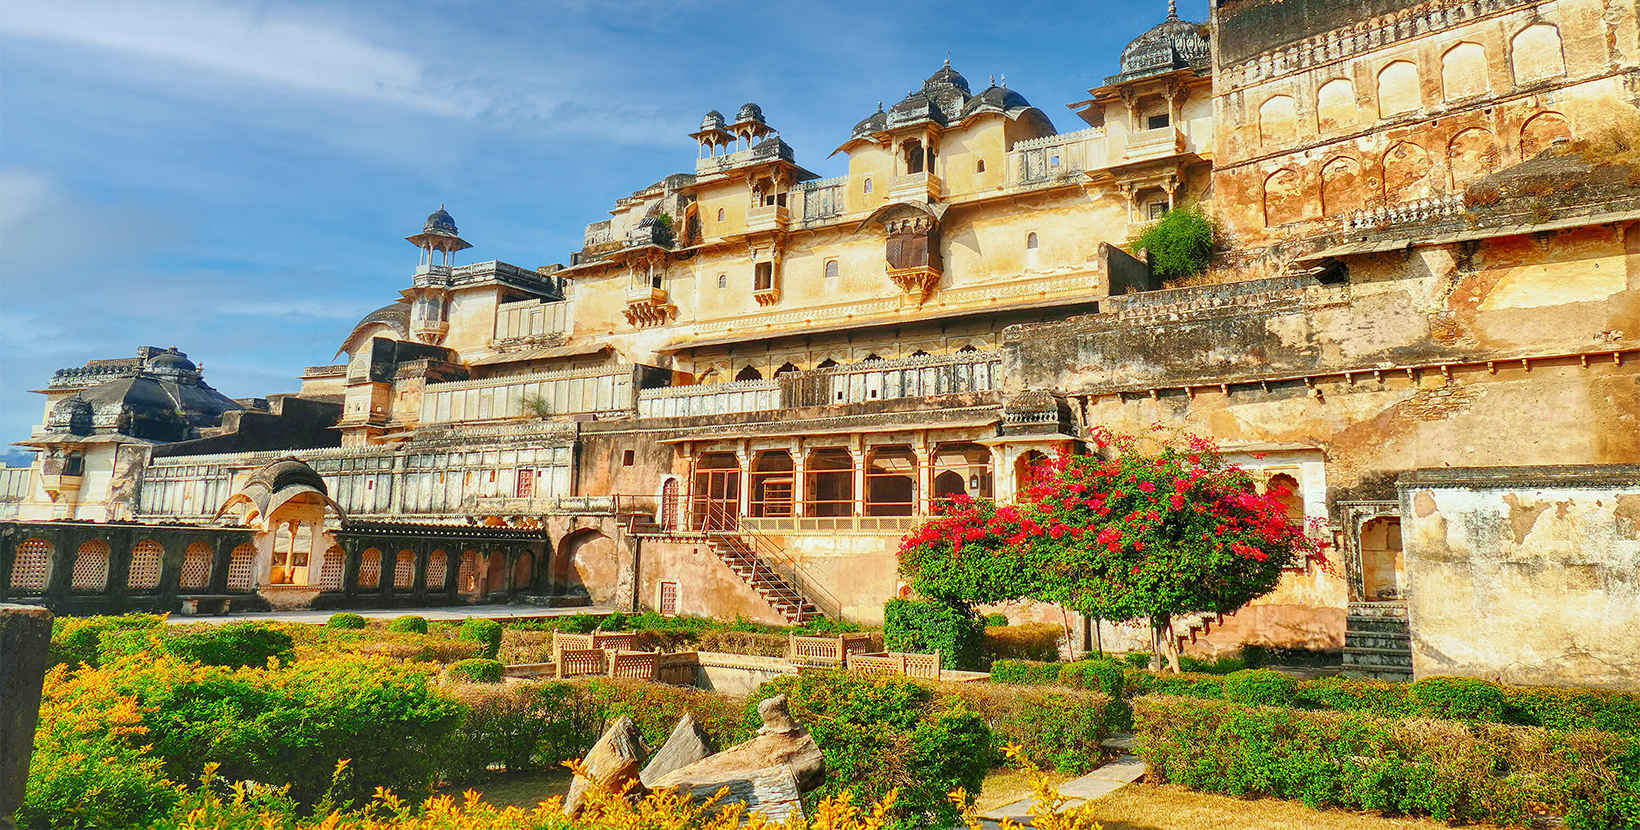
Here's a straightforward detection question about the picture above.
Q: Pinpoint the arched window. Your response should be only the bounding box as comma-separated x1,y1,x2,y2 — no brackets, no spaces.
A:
824,260,839,281
735,365,763,382
227,543,255,590
1440,42,1489,102
1026,232,1039,249
1015,450,1051,498
394,550,415,588
1376,60,1420,117
805,448,855,517
1512,23,1564,85
1320,157,1365,218
815,358,839,369
318,545,344,590
932,443,992,502
1258,95,1298,148
1262,167,1304,226
358,548,382,589
129,540,164,590
1316,78,1356,133
1382,141,1435,202
863,178,873,194
426,550,448,590
751,451,796,518
717,208,725,222
1520,111,1572,158
181,542,213,590
975,159,986,173
72,540,111,591
1267,473,1304,524
717,274,727,289
774,362,800,377
458,551,480,594
9,539,52,594
1448,128,1501,187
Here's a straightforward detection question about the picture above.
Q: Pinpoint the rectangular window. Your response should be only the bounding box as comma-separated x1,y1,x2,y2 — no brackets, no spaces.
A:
516,469,535,499
622,449,635,467
1149,202,1168,220
659,581,679,616
1147,113,1171,130
754,262,774,291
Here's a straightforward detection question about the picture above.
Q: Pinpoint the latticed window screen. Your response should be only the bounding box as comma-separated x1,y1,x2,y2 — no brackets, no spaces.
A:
181,543,213,589
72,540,111,591
226,544,256,590
394,550,415,587
129,541,164,590
359,549,382,588
457,551,479,593
318,546,344,589
9,539,52,593
425,550,447,589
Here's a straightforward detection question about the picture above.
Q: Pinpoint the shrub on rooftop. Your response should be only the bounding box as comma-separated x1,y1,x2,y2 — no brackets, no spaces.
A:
1134,202,1217,283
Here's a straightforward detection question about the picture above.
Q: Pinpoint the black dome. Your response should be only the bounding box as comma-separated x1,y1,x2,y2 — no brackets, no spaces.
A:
701,110,727,130
735,103,765,124
145,349,198,379
424,205,458,235
961,84,1033,119
1108,11,1210,84
851,105,888,140
924,60,971,95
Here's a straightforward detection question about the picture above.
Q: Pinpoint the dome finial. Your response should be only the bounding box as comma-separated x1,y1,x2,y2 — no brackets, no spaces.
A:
944,51,950,67
1167,0,1177,20
1000,74,1006,88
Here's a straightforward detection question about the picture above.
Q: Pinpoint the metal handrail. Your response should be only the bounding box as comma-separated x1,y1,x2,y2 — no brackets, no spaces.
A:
697,499,844,621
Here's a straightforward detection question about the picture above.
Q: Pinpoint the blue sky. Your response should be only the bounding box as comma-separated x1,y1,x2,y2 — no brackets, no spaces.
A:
0,0,1206,456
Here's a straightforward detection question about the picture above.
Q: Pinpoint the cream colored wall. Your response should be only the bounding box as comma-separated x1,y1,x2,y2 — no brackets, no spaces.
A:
938,117,1009,197
444,287,501,356
846,144,895,215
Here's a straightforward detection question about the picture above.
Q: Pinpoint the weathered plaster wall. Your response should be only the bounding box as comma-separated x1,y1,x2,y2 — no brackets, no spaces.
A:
637,538,789,626
1397,466,1640,690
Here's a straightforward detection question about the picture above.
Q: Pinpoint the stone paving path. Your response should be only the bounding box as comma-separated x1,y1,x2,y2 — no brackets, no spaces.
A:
165,604,613,624
972,737,1145,829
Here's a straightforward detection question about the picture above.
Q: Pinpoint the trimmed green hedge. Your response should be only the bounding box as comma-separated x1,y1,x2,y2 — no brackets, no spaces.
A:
934,681,1108,773
883,598,985,670
1223,668,1299,707
457,618,503,659
387,615,429,634
325,612,367,630
1134,694,1640,829
445,658,503,683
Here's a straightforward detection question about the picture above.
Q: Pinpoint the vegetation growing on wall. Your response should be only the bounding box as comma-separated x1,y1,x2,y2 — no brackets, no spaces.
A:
1134,204,1216,283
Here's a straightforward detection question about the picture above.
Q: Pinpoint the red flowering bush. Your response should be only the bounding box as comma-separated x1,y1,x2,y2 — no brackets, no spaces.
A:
899,429,1328,671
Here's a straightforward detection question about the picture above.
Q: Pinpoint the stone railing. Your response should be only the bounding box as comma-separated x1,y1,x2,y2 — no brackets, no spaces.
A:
846,650,942,680
584,220,613,247
637,378,780,419
493,299,572,343
1009,127,1105,186
1102,275,1316,325
782,349,1002,408
888,171,943,202
1223,0,1535,89
419,366,636,424
1124,125,1188,162
48,363,136,389
1341,195,1464,232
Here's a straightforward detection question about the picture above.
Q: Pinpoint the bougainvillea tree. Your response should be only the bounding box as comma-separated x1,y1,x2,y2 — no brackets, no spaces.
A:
899,429,1328,672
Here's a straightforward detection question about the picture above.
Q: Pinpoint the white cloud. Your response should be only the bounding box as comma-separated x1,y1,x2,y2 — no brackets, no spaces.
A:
0,169,61,231
0,0,482,116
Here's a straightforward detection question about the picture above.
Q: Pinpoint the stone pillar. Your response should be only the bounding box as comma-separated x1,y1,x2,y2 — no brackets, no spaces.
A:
851,445,866,518
1,604,53,830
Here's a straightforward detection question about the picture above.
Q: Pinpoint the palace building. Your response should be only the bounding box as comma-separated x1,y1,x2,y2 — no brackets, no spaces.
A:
4,0,1638,689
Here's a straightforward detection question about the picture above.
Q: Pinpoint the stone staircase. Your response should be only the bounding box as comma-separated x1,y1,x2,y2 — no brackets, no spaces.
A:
621,510,822,625
1343,601,1413,682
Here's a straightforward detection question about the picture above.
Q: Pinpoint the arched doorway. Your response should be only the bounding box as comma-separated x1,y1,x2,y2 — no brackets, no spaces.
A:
660,479,681,530
691,452,740,530
1360,518,1405,601
457,551,480,595
512,551,534,594
932,443,993,503
357,548,382,590
485,552,509,595
1014,450,1050,499
557,529,617,604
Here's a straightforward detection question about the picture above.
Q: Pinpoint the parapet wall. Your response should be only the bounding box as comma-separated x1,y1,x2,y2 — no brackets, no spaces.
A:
1397,466,1640,690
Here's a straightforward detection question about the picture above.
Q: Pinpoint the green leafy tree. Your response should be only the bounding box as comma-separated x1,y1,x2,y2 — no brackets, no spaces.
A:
1134,204,1216,282
899,429,1327,672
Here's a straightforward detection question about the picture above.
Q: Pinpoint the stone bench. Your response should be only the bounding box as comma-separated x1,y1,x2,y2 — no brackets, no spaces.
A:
177,595,234,616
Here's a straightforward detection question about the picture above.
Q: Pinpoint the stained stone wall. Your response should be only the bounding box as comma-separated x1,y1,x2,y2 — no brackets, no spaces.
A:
1397,466,1640,690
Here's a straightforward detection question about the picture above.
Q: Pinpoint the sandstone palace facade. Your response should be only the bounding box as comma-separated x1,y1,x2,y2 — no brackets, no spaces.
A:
4,0,1638,690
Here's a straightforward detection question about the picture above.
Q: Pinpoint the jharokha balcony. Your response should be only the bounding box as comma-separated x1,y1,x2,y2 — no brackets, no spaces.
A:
887,171,943,203
623,284,675,327
1123,125,1188,163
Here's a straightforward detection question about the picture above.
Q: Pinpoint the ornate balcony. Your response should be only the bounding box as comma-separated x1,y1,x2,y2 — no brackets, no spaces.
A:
624,285,676,327
746,203,789,234
1123,126,1188,163
887,172,943,203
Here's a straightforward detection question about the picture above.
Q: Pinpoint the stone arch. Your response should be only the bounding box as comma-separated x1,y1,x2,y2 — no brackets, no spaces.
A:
1316,78,1356,133
1014,450,1051,497
774,362,801,377
129,540,164,590
1512,23,1564,85
1258,95,1299,148
484,552,508,594
9,538,52,594
512,551,534,594
318,545,344,589
735,365,763,382
1448,128,1501,188
1320,156,1367,217
393,549,415,588
227,543,256,590
358,547,383,589
1360,517,1405,601
72,539,111,591
557,529,617,604
1376,60,1420,117
1267,473,1304,524
1440,41,1489,101
457,551,480,594
181,542,214,590
1520,111,1571,159
1262,167,1305,226
426,549,448,590
1382,141,1435,202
